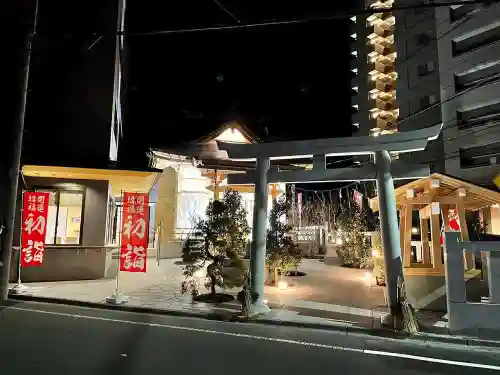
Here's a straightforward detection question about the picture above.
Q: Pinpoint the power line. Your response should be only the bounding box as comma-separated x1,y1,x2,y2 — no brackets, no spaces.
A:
129,0,498,36
212,0,241,23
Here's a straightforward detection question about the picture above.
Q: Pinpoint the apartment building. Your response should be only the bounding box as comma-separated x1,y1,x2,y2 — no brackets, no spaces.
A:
436,1,500,186
350,0,500,187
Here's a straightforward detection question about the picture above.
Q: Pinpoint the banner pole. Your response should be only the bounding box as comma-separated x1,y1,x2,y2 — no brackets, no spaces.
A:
9,191,28,295
106,189,128,305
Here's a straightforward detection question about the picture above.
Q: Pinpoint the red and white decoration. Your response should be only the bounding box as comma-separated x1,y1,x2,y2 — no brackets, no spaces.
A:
448,208,460,231
21,191,50,267
440,208,461,245
119,192,149,273
297,192,302,226
353,190,363,208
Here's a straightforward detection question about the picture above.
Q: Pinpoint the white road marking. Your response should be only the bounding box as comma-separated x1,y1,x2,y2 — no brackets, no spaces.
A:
365,349,500,371
8,306,360,351
7,306,500,370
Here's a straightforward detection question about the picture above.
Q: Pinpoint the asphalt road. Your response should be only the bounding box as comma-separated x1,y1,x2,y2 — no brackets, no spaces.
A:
0,301,499,375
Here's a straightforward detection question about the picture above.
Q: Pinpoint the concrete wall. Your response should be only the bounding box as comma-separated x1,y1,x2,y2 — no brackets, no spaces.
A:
406,275,447,311
10,246,116,282
445,232,500,334
154,168,180,258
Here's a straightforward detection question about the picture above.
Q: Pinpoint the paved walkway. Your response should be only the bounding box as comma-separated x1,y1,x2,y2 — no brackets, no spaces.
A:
11,259,388,329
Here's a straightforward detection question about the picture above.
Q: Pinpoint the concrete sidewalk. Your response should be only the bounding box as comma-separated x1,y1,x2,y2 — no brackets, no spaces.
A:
10,259,388,329
9,258,499,348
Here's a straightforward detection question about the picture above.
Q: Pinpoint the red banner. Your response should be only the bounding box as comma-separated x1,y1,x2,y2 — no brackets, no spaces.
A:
21,191,50,267
119,192,149,273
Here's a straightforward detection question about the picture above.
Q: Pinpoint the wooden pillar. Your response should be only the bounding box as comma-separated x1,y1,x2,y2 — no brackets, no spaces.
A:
403,203,413,267
419,210,431,265
430,203,444,272
455,193,473,270
441,204,450,229
399,209,406,259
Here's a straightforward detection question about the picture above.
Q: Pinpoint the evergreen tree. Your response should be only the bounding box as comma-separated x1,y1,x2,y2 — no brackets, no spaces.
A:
266,195,302,284
181,189,250,299
336,197,370,268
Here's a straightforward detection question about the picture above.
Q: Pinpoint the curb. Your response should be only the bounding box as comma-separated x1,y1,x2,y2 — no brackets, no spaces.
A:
6,294,238,323
6,294,500,350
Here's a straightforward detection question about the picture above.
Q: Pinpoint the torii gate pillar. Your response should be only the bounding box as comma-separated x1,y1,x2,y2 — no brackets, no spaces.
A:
374,151,403,322
249,156,271,314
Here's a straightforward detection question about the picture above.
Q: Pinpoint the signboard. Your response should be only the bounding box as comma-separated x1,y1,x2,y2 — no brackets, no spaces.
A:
494,173,500,190
21,191,50,267
120,192,149,273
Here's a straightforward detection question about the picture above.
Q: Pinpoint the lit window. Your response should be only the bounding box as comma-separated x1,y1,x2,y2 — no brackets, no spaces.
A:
350,16,356,22
351,50,358,57
352,86,359,92
351,68,358,74
350,33,357,39
37,189,84,245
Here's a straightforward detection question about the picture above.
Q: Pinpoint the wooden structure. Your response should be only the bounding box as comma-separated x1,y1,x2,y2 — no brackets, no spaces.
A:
370,173,500,276
203,169,283,200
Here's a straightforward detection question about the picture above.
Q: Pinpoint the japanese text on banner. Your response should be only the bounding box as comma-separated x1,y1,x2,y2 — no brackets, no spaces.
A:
120,192,149,273
21,192,50,267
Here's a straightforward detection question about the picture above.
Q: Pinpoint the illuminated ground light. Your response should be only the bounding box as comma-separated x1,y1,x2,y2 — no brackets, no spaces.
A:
364,271,372,281
194,269,205,278
367,0,398,136
278,280,289,290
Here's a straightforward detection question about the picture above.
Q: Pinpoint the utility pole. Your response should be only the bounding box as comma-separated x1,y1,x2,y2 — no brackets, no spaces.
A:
0,0,39,301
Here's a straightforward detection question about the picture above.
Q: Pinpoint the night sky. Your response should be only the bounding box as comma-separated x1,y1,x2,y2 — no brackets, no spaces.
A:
124,1,352,165
7,0,354,170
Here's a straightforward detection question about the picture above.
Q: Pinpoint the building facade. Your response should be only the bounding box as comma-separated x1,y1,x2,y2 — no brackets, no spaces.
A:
350,0,500,187
436,1,500,186
11,166,159,282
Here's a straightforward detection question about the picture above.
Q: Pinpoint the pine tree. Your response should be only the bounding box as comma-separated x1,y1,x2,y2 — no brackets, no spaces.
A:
266,195,302,284
181,189,250,300
336,197,370,268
